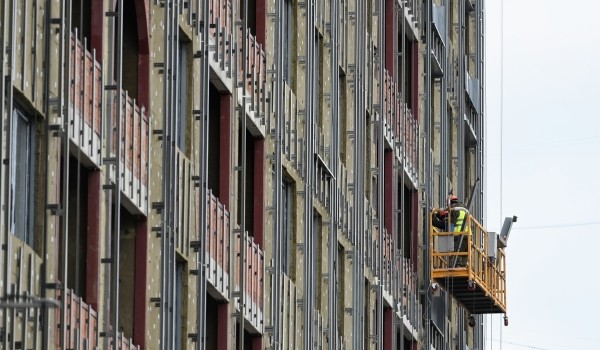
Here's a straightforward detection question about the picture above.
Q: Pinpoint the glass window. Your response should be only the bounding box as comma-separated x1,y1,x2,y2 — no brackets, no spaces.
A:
177,40,190,153
10,106,36,247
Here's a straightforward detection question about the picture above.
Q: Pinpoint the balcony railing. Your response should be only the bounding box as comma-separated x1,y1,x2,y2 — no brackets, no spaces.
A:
205,190,231,298
382,70,419,185
209,0,234,75
175,150,192,256
395,257,421,336
403,0,422,30
282,84,303,172
56,289,98,349
56,288,139,350
234,231,265,333
312,308,325,348
314,123,332,208
274,272,299,349
237,31,267,127
116,91,150,215
379,227,394,297
68,33,102,166
201,0,266,132
337,163,354,243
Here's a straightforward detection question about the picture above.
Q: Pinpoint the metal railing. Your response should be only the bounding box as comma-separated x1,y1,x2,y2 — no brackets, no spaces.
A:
56,288,140,350
282,84,302,172
115,90,149,214
174,150,192,256
234,230,265,333
68,33,102,166
382,70,419,184
205,190,231,298
397,257,421,334
237,31,267,125
430,212,507,312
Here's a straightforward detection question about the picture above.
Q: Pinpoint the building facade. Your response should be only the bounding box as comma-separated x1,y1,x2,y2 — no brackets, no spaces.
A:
0,0,498,349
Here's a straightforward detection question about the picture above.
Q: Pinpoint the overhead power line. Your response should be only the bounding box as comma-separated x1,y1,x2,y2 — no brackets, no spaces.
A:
513,221,600,230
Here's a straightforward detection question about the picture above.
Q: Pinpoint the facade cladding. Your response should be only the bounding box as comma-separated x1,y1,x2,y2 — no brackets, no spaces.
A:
0,0,492,349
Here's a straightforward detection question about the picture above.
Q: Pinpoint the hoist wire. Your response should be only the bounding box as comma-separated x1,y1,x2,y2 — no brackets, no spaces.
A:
500,0,505,349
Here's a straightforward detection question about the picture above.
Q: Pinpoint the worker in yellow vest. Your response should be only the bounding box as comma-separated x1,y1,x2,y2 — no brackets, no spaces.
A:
448,195,469,266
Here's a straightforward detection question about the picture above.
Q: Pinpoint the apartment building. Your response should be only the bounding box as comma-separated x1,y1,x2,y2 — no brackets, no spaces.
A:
0,0,505,349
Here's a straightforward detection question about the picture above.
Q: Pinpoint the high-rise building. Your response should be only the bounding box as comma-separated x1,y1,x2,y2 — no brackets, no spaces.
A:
0,0,506,349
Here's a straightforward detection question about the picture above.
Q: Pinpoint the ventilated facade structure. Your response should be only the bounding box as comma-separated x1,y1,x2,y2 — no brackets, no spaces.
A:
0,0,490,349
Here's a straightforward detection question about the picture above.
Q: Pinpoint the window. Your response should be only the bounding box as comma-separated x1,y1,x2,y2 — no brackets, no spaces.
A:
282,0,294,84
313,211,322,310
282,178,294,278
314,31,323,127
10,106,36,247
121,0,139,99
175,260,186,349
337,244,345,335
177,39,191,153
400,185,414,260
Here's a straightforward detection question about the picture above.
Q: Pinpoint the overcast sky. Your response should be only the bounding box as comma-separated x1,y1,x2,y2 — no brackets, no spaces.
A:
484,0,600,349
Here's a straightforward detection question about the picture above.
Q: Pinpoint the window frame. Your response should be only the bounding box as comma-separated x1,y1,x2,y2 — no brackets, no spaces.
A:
10,104,36,247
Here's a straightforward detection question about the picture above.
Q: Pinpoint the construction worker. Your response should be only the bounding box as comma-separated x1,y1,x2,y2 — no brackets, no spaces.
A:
448,195,469,266
432,195,469,266
432,195,468,231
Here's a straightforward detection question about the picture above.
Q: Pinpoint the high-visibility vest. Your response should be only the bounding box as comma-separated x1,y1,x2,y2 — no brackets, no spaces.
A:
452,207,468,232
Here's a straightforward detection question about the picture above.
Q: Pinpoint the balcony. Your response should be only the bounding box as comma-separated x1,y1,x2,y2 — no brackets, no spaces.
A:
337,163,353,243
431,4,446,77
234,230,264,333
208,0,234,77
382,70,419,186
281,84,302,173
377,226,394,303
237,31,267,136
56,288,139,350
396,258,421,339
204,0,266,136
174,150,193,256
115,91,150,215
68,34,102,166
430,212,507,314
402,0,422,35
314,123,332,209
205,190,231,299
464,57,481,113
273,272,299,349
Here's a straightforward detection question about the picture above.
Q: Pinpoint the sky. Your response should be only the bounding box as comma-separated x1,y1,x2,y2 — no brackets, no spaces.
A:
484,0,600,349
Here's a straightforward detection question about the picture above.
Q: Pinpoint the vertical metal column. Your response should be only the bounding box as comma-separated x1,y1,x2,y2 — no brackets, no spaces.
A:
351,0,366,348
59,0,73,348
194,0,210,347
271,0,284,347
440,0,449,205
376,0,385,349
457,0,466,200
159,0,172,343
160,0,179,348
302,0,315,348
328,0,341,347
0,0,15,347
394,3,405,347
423,0,433,349
237,0,249,348
100,0,123,347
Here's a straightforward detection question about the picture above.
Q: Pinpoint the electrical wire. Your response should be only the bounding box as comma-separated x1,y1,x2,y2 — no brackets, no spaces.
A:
500,1,505,349
512,221,600,230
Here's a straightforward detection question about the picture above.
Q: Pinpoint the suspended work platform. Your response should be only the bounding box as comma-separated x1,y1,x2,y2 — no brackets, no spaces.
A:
430,212,508,314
